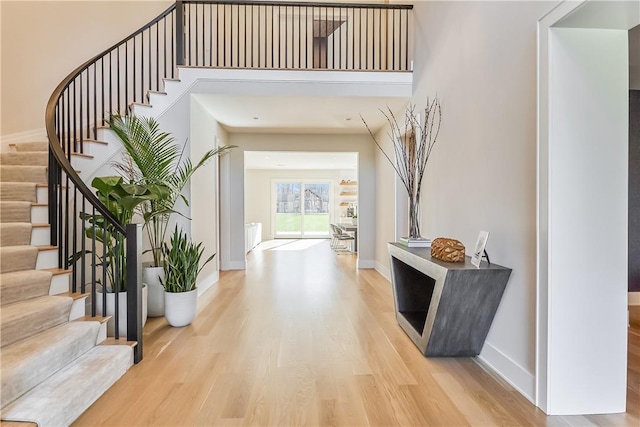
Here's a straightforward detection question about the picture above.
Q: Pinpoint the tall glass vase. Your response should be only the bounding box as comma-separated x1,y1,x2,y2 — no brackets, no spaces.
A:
408,195,421,239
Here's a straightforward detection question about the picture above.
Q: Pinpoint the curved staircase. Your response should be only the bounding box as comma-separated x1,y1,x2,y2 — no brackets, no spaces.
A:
0,142,134,426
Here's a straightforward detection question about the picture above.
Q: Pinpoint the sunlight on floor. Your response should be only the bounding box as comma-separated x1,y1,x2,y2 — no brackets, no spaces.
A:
255,239,326,251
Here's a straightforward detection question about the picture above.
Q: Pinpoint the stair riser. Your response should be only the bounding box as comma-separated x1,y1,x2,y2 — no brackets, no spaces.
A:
69,297,88,321
49,273,70,295
36,186,48,204
31,205,48,223
30,226,49,246
36,249,58,270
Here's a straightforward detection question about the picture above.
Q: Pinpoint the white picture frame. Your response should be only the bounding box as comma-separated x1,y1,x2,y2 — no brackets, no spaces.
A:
471,230,490,268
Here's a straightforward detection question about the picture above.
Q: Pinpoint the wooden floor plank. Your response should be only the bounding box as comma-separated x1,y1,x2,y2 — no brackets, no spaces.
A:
72,241,640,426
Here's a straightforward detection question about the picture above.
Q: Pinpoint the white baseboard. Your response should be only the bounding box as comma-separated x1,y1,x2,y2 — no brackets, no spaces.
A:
356,259,376,269
375,261,391,282
629,292,640,306
478,341,535,404
197,271,220,297
223,260,247,270
1,128,47,151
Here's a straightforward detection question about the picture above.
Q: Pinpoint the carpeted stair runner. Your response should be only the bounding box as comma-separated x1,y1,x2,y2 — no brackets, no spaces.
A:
0,141,133,426
0,201,32,222
0,166,47,183
0,182,39,203
0,270,52,305
0,223,33,246
2,345,133,427
0,246,38,273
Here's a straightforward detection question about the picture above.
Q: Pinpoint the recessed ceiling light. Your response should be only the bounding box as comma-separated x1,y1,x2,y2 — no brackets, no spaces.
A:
265,156,270,159
253,117,259,120
345,117,352,121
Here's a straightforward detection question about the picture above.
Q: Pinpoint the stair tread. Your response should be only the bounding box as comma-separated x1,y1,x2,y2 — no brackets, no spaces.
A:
1,296,73,348
1,322,100,408
101,338,138,347
1,345,133,426
57,291,90,300
70,151,94,159
36,245,57,251
41,267,71,276
74,315,112,324
0,152,48,167
82,138,108,145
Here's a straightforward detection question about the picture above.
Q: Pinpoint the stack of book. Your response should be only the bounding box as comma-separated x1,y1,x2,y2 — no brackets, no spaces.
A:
398,237,432,248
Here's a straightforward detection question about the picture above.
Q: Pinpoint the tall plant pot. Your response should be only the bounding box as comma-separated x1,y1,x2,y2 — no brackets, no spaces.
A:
96,284,148,337
143,266,165,317
164,289,197,327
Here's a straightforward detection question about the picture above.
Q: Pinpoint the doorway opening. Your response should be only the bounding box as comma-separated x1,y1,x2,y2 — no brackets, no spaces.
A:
244,150,358,247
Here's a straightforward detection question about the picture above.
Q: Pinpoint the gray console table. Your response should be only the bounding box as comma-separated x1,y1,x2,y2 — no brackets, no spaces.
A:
388,242,512,357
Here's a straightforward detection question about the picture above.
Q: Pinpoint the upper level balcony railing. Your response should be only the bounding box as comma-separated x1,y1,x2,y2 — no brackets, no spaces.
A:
179,0,413,71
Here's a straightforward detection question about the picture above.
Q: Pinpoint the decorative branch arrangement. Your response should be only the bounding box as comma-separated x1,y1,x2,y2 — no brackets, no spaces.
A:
363,98,442,239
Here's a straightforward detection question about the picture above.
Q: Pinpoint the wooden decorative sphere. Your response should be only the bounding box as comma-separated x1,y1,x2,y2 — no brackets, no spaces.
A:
430,238,465,263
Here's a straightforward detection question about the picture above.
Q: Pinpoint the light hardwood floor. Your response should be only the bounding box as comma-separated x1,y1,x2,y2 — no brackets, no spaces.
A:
74,240,640,426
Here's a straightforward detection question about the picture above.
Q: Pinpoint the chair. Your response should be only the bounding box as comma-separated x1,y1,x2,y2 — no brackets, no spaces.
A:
331,224,355,253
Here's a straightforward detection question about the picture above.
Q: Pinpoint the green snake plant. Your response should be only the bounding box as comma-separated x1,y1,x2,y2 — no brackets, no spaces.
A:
161,226,215,293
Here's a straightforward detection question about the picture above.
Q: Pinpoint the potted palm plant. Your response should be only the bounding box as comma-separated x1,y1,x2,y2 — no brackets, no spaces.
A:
77,176,170,336
161,226,215,327
108,114,233,317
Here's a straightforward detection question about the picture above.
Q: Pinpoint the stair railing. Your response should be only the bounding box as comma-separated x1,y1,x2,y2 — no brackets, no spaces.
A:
45,0,413,365
45,4,179,364
179,0,413,70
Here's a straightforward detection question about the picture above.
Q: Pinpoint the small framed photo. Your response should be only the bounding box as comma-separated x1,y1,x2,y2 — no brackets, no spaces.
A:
471,231,490,268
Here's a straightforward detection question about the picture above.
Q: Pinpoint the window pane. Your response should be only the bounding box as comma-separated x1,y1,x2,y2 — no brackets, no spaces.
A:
276,183,301,235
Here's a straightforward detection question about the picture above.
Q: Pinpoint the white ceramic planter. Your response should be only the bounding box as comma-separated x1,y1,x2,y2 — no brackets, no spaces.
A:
143,266,165,317
96,284,148,337
164,289,197,327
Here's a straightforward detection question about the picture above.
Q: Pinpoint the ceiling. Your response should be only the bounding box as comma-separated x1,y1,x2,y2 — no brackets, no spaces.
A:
245,151,358,170
194,94,409,134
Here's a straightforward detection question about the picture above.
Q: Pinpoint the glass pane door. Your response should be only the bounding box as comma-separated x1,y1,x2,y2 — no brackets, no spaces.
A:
303,183,330,237
274,181,331,238
275,183,302,237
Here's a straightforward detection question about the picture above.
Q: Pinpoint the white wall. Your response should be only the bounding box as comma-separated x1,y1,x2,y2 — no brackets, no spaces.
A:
0,0,172,141
224,133,375,270
374,1,555,401
544,27,629,415
190,97,229,295
245,168,356,241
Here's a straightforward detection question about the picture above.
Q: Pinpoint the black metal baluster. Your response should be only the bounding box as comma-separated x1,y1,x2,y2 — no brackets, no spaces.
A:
80,194,86,294
245,5,248,67
209,4,213,67
404,9,409,70
196,3,200,66
91,205,96,317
